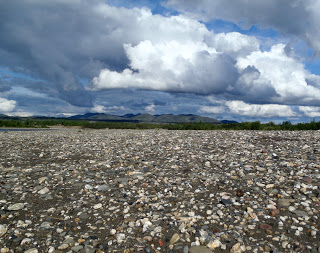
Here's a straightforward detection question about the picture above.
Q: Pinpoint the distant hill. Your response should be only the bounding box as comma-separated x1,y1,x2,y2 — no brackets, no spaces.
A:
221,120,238,124
69,113,221,124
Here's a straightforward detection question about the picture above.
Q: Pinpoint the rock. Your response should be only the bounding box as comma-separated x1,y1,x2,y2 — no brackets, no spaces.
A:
220,199,233,205
206,240,221,250
260,224,273,230
278,199,291,207
38,177,48,184
170,233,180,245
71,245,83,252
230,243,243,253
97,185,109,192
270,209,280,217
58,244,69,250
293,210,308,217
189,246,213,253
236,189,244,197
0,225,7,237
302,176,312,183
38,187,50,195
84,245,95,253
7,203,24,211
24,249,38,253
93,203,102,209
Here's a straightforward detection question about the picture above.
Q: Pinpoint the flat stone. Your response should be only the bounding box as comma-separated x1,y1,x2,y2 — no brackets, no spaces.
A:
293,210,308,217
7,203,24,211
189,246,213,253
0,225,7,237
278,199,291,207
24,249,38,253
220,198,233,205
97,184,109,192
71,245,83,252
260,224,273,230
169,233,180,245
38,187,50,195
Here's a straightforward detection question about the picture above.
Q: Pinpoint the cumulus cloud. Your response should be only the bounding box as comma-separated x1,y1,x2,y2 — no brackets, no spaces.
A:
225,100,296,118
166,0,320,53
145,103,156,112
91,105,127,113
91,39,239,94
199,106,226,114
299,106,320,117
236,44,320,104
0,97,16,112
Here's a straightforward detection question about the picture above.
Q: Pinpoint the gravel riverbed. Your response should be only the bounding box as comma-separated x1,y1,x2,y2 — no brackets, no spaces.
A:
0,129,320,253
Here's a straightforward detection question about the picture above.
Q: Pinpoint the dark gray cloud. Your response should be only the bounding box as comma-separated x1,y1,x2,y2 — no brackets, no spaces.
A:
166,0,320,53
0,0,134,106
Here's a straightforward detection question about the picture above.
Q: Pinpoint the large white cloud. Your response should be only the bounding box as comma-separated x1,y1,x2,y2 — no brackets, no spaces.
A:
0,97,16,112
225,100,296,118
91,39,239,94
236,44,320,104
166,0,320,53
299,106,320,117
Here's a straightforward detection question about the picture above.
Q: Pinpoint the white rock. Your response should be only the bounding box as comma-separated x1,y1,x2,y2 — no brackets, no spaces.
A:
8,203,24,211
170,233,180,245
93,203,102,209
21,238,32,245
0,225,7,237
24,249,38,253
38,187,49,195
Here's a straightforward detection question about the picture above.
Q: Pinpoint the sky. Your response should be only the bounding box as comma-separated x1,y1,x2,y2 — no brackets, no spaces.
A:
1,0,320,123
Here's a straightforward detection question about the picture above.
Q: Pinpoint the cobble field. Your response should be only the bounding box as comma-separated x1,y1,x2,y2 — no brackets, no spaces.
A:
0,129,320,253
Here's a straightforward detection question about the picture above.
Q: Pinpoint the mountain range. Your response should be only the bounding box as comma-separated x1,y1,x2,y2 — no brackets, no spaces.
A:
0,113,238,124
69,113,221,124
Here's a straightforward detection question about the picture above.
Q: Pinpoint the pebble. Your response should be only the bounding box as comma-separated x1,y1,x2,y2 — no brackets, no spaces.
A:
169,233,180,245
7,203,24,211
189,246,213,253
0,225,7,237
38,187,49,195
24,249,38,253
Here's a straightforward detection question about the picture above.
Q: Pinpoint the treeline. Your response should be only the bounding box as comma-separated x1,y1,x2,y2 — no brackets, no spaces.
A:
1,118,320,130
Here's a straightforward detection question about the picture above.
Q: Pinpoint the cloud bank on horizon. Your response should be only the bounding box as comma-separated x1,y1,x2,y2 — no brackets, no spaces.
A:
1,0,320,122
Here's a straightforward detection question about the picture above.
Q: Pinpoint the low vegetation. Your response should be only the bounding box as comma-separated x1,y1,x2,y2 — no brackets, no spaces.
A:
1,118,320,130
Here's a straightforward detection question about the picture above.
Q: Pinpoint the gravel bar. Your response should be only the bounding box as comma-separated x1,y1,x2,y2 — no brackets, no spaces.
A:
0,129,320,253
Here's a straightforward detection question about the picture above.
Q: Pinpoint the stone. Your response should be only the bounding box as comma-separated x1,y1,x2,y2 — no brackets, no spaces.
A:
84,245,95,253
278,199,291,207
0,225,7,237
71,245,83,252
260,224,273,230
230,243,243,253
236,189,244,197
7,203,24,211
220,199,233,205
38,187,50,195
189,246,213,253
170,233,180,245
97,185,109,192
270,209,280,217
24,249,38,253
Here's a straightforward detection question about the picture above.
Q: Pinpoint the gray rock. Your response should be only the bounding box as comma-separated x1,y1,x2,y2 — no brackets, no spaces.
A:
84,245,95,253
71,245,83,252
7,203,24,211
278,199,291,207
189,246,213,253
97,184,109,192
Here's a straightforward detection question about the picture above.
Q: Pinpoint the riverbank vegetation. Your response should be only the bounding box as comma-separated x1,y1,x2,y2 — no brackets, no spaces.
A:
1,118,320,130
